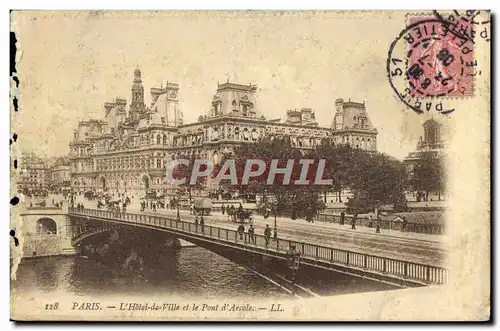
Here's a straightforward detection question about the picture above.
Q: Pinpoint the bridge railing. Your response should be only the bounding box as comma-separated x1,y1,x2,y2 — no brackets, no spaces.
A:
68,208,448,285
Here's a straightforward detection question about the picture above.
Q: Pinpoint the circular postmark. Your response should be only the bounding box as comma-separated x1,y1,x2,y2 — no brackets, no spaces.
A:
433,10,491,43
387,19,476,115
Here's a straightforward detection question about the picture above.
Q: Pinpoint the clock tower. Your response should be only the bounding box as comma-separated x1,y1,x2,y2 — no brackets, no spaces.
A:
129,66,145,122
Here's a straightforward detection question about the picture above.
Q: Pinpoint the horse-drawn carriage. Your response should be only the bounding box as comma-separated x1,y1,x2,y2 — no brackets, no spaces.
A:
107,200,122,212
84,190,96,200
97,195,121,212
228,207,254,224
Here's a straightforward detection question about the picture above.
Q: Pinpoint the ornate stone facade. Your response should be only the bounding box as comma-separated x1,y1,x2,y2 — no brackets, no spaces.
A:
69,68,378,195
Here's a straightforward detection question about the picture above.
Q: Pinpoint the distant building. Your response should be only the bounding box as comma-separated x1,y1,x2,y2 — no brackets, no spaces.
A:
403,119,447,201
18,153,48,191
69,67,378,196
404,119,446,178
47,157,71,191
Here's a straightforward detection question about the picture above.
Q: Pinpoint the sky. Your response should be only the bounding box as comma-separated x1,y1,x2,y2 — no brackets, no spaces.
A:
11,11,439,160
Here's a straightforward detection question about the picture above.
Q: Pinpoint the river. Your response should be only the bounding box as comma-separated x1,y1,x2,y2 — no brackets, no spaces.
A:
12,245,396,299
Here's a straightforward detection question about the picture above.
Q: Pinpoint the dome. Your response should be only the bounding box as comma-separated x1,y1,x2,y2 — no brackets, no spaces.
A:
133,67,142,83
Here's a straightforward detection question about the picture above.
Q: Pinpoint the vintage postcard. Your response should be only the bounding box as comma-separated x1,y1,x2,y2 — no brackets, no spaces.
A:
9,10,491,321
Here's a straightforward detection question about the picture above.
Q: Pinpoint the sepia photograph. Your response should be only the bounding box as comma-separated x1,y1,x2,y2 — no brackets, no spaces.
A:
9,9,491,321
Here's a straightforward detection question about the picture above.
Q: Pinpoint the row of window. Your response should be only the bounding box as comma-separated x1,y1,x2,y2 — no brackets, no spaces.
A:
73,177,164,186
95,157,166,171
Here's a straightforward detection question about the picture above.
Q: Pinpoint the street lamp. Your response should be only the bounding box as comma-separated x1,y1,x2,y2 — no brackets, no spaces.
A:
273,202,278,239
176,193,180,220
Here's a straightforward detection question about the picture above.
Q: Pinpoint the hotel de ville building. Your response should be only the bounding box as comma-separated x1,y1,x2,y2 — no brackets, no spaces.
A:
69,67,378,198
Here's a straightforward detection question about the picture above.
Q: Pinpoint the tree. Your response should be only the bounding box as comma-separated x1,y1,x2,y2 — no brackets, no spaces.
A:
317,141,363,203
347,151,408,212
213,136,327,218
171,153,207,200
411,151,445,201
316,142,408,213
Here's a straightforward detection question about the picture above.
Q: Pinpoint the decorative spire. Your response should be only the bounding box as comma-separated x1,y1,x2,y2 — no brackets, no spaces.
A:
134,66,142,83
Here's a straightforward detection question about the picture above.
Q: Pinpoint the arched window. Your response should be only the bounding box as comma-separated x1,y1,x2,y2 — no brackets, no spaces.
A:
242,128,249,141
163,134,167,145
157,134,161,145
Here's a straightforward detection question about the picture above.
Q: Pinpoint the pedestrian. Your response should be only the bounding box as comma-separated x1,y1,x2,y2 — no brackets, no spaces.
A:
238,202,243,214
122,202,127,213
248,224,255,244
368,215,373,228
376,220,381,233
351,213,357,230
237,224,245,240
264,225,271,248
221,204,225,215
232,205,237,221
194,215,199,231
200,216,205,234
340,211,345,225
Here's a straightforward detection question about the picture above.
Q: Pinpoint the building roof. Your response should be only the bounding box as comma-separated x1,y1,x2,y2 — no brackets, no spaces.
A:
390,211,445,225
332,98,376,132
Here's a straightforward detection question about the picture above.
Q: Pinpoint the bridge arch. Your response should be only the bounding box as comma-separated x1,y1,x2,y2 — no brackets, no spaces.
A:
71,225,118,246
36,217,57,235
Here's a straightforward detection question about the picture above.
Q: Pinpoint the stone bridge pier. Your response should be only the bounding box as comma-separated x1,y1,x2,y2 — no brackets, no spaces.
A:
18,206,75,258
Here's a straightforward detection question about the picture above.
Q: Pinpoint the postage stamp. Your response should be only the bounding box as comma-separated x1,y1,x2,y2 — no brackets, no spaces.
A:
406,17,475,97
387,18,478,114
9,10,490,322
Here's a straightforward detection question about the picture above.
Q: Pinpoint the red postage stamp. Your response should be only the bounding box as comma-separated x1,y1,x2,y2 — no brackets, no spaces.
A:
405,17,476,98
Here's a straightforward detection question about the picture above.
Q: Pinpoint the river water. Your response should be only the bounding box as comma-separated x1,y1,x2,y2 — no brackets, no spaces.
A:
12,246,395,299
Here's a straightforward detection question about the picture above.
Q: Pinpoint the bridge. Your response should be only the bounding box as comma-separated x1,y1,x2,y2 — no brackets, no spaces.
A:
68,208,448,288
71,224,119,246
